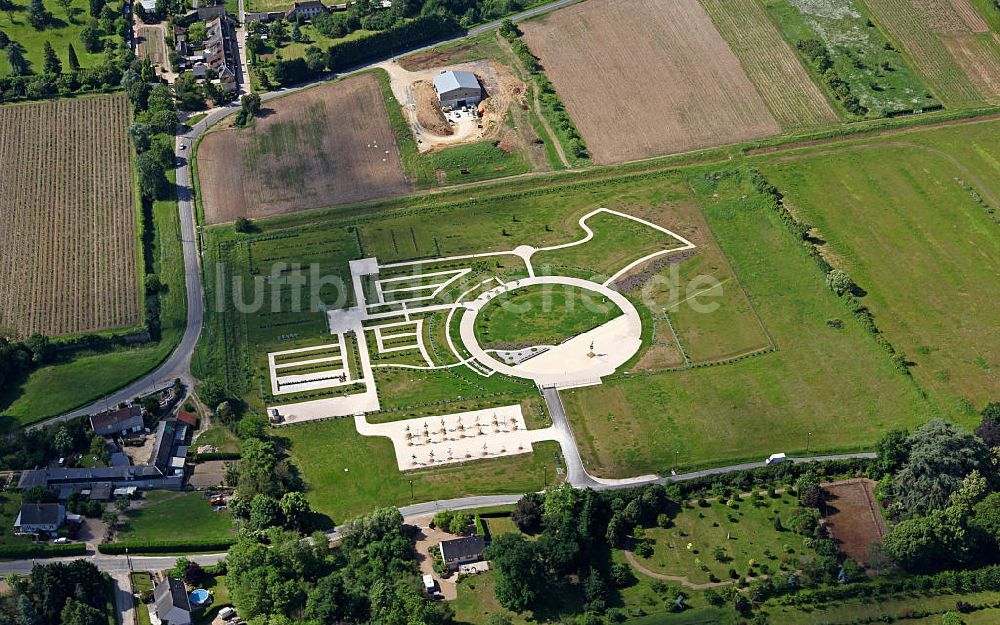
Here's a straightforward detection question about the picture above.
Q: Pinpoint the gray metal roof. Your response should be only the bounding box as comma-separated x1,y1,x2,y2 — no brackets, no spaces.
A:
433,71,480,96
17,503,63,526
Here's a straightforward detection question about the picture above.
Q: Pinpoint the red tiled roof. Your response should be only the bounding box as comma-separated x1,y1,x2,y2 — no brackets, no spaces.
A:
176,411,198,427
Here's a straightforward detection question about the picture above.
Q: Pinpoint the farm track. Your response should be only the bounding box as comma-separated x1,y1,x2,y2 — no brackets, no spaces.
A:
700,0,838,128
0,95,139,337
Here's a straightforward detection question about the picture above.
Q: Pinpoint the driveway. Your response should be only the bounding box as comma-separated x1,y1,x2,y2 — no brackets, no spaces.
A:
410,515,458,600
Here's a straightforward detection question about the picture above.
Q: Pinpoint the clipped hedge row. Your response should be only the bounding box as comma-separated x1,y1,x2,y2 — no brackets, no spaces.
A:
325,15,462,72
0,543,87,559
191,451,241,462
98,539,235,555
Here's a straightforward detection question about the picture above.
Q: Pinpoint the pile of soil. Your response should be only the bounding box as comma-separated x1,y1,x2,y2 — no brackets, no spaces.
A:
413,81,453,136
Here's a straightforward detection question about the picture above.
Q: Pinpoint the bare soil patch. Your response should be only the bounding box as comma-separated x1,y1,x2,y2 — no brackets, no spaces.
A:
198,74,412,224
399,43,477,71
822,478,888,566
413,80,453,136
520,0,780,164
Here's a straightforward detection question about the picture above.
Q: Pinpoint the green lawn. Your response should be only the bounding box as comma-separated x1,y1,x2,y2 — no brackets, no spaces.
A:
0,0,114,76
562,166,933,477
638,492,812,585
758,122,1000,412
764,590,1000,624
131,573,153,625
762,0,937,117
116,492,235,543
193,427,241,454
475,284,622,349
277,418,565,524
0,491,32,547
193,575,231,625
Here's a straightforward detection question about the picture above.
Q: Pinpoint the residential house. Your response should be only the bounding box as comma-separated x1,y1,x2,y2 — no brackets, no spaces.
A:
154,578,193,625
285,0,328,21
439,536,486,571
90,406,144,437
13,503,65,535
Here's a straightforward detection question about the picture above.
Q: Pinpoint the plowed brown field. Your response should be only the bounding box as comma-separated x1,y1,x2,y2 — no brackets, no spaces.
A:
521,0,781,164
0,94,140,337
198,73,412,224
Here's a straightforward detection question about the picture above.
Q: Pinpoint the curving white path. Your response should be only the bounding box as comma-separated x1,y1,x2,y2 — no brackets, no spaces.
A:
458,276,642,387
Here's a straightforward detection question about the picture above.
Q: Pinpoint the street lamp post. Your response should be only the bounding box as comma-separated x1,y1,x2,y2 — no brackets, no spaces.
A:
807,432,813,454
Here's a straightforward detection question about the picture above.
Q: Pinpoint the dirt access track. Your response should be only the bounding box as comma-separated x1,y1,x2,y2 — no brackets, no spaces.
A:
379,59,524,152
198,73,412,224
521,0,781,164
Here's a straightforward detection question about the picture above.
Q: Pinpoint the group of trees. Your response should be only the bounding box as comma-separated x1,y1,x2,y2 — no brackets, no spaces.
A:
488,484,672,615
0,0,133,101
0,561,111,625
878,409,1000,572
226,507,454,625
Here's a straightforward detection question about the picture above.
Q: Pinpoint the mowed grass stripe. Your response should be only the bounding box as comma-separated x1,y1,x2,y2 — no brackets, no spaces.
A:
700,0,838,128
860,0,986,106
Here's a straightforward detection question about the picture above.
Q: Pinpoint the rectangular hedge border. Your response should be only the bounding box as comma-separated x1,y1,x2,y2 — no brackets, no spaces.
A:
98,539,235,554
0,543,87,559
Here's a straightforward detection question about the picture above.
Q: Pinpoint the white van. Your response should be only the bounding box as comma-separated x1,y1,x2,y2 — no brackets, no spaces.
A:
422,574,436,592
765,452,789,465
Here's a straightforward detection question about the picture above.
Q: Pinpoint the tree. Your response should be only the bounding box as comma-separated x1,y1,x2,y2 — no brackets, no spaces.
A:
511,494,542,533
234,217,255,233
136,151,168,200
29,0,50,30
826,269,856,296
173,71,205,110
89,435,107,462
42,41,61,74
54,426,73,456
60,599,104,625
80,25,101,53
89,0,103,18
182,561,206,586
122,68,150,110
883,508,972,572
304,45,324,73
486,534,544,612
894,419,991,515
247,493,283,531
24,332,51,365
67,43,79,71
970,492,1000,549
6,45,29,76
241,92,261,116
279,492,312,533
876,428,911,475
975,402,1000,447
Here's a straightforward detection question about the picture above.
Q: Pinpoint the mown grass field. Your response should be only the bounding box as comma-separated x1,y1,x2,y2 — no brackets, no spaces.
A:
758,120,1000,411
277,419,564,524
562,167,933,477
764,590,1000,624
0,0,114,75
117,492,235,543
641,492,813,584
475,284,622,348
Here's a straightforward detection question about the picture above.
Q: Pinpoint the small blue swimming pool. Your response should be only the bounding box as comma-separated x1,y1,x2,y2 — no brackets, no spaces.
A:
189,589,210,607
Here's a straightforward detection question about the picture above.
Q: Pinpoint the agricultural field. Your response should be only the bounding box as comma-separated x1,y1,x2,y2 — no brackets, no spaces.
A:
0,94,140,337
700,0,838,128
762,0,939,117
757,119,1000,410
197,73,412,224
821,479,886,565
136,26,167,68
520,0,781,164
862,0,1000,105
0,0,113,76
